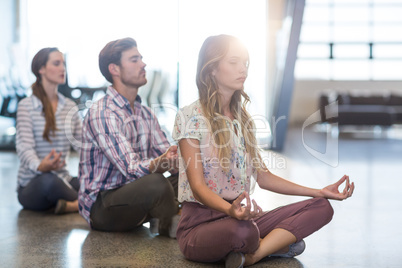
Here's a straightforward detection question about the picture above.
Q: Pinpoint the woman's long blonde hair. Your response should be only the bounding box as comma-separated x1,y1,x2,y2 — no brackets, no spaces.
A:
196,34,265,172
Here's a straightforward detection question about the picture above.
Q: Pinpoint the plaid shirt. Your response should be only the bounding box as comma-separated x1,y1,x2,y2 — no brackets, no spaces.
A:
78,86,170,225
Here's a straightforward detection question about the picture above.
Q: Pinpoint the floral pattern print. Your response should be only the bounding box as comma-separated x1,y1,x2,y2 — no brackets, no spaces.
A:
173,100,257,203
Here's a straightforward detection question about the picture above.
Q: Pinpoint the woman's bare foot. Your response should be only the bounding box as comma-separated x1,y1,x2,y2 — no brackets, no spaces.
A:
55,199,78,214
65,200,79,213
244,252,257,266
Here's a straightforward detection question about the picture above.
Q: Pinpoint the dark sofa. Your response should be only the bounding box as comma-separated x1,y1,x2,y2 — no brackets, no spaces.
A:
319,92,402,126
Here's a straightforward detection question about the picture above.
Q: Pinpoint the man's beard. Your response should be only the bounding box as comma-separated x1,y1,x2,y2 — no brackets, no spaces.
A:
121,75,147,88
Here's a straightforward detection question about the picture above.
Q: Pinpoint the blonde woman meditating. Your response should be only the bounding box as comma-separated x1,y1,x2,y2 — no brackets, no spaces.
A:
173,34,354,267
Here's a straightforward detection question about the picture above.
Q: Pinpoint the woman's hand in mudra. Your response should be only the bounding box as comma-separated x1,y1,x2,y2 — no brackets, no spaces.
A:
321,175,355,201
37,149,65,172
228,191,263,220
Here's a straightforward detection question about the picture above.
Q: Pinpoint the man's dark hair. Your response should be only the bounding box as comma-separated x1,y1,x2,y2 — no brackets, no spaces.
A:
99,37,137,83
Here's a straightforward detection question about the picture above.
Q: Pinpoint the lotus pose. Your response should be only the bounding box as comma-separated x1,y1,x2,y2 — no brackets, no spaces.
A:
173,34,355,267
78,37,180,236
16,47,82,214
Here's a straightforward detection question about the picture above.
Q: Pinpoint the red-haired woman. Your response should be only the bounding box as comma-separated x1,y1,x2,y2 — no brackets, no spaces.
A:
16,47,82,214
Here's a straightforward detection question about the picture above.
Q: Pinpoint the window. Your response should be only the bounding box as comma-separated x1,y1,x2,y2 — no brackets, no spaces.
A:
295,0,402,80
19,0,267,136
20,0,267,117
22,0,179,89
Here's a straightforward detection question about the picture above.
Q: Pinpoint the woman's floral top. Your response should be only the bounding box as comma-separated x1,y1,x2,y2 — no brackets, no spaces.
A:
172,100,257,203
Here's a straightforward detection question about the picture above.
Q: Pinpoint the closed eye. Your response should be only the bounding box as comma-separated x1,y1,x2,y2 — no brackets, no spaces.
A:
130,55,143,63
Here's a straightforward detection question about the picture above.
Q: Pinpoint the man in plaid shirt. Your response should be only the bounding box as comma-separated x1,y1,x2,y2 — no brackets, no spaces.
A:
78,37,179,237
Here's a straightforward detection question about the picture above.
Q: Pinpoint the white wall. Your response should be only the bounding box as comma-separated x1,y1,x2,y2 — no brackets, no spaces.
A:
289,80,402,125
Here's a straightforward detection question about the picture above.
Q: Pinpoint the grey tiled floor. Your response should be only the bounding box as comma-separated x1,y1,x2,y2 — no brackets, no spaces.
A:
1,126,402,267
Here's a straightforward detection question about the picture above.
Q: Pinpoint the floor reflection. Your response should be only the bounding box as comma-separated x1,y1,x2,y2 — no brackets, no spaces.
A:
66,229,89,268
